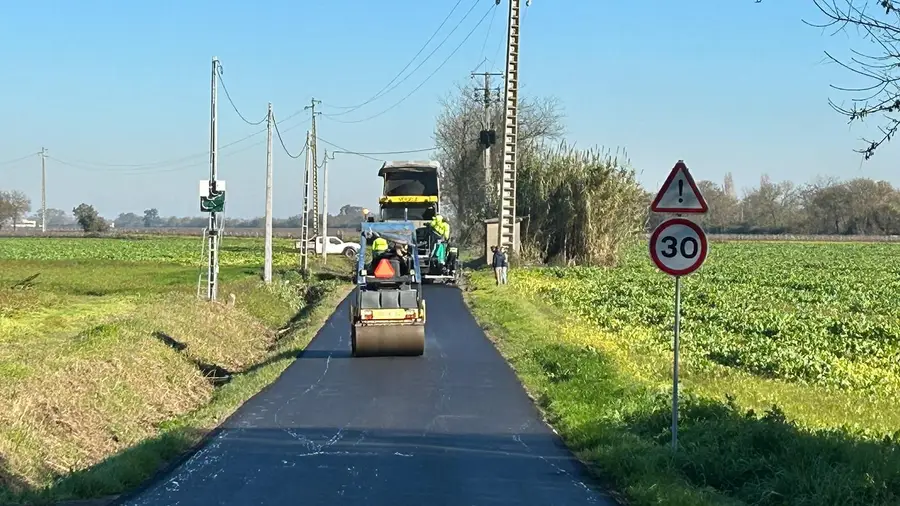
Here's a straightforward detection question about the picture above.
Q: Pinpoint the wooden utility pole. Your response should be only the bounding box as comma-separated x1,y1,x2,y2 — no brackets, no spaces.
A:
264,103,274,284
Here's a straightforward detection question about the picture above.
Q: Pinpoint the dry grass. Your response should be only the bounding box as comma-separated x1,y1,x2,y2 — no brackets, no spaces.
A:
0,244,352,503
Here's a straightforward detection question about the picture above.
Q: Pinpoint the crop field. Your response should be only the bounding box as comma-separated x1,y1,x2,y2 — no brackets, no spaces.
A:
466,241,900,506
0,235,349,503
0,235,303,266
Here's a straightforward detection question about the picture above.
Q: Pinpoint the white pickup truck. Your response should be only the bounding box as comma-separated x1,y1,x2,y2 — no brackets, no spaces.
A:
297,235,360,257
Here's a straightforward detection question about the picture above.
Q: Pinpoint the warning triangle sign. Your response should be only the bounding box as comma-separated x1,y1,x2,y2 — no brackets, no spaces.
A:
650,160,708,214
373,258,396,278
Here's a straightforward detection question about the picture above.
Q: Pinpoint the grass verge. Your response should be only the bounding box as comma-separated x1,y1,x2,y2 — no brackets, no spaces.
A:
0,248,353,505
462,267,900,506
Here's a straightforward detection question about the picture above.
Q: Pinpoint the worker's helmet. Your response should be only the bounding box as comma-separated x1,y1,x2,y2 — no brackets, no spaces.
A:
434,214,443,222
372,237,388,252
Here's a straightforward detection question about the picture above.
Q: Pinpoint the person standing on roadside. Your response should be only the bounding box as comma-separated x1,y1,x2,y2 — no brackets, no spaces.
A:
491,245,504,285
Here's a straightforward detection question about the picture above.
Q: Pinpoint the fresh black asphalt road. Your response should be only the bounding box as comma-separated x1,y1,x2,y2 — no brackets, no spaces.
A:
118,285,616,505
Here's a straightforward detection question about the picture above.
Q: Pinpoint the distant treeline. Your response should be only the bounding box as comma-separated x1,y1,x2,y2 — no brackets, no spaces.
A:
0,227,359,240
2,228,897,244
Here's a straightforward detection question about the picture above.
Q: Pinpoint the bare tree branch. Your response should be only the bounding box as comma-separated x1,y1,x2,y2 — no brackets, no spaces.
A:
805,0,900,158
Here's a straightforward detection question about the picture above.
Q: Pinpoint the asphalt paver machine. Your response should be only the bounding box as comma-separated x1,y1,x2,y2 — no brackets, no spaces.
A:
376,160,459,284
350,221,426,357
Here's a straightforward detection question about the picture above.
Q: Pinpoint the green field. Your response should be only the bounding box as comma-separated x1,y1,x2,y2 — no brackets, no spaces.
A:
466,241,900,506
0,236,351,504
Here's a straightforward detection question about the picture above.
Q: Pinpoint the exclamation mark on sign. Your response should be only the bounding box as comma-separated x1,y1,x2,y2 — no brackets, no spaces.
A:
677,179,684,203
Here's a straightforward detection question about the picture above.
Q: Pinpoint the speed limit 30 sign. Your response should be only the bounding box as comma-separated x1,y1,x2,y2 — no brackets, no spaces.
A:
649,217,708,276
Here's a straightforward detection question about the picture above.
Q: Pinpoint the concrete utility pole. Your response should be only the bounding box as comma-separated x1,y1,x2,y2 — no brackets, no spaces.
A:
321,150,334,265
472,71,502,190
497,0,522,254
40,147,47,233
207,56,221,302
300,130,313,276
264,102,274,284
304,98,321,236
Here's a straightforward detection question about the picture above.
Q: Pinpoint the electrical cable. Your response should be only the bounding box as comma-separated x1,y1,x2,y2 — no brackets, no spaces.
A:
49,109,306,170
273,114,308,159
323,0,479,118
321,0,467,115
478,1,500,68
45,125,286,175
216,65,268,126
0,152,39,166
67,129,268,169
322,2,496,125
315,136,435,161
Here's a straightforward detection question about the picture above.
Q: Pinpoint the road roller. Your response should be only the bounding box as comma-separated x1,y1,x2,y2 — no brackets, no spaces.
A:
350,221,426,357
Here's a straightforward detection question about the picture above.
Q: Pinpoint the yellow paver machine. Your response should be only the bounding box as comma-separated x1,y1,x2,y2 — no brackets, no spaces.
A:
350,220,426,357
377,160,460,284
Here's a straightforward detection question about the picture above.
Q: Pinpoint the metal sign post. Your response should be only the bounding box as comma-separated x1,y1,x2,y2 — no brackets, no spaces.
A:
649,160,709,452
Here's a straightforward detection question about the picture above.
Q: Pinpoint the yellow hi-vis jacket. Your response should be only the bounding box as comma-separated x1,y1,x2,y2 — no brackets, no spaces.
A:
371,237,388,253
429,216,449,240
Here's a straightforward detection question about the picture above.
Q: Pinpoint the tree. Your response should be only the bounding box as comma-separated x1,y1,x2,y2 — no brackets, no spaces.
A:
0,190,31,229
434,83,565,244
723,172,737,199
434,83,646,266
808,0,900,158
114,212,143,228
338,205,365,216
143,208,160,227
43,208,74,227
73,203,109,233
695,180,740,232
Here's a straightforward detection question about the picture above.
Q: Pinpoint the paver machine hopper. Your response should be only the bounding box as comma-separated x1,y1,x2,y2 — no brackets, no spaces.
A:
350,220,426,357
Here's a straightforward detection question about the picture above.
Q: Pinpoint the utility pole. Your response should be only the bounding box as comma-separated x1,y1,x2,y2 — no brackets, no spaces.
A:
304,98,321,237
207,56,222,302
40,147,47,233
264,102,274,284
300,130,313,276
497,0,523,254
321,150,334,265
472,71,502,191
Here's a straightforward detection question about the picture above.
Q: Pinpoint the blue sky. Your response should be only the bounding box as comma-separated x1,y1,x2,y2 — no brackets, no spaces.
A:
0,0,895,219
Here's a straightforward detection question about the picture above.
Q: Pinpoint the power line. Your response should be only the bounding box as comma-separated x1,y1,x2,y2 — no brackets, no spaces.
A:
316,136,435,161
45,109,306,170
216,64,268,126
0,152,40,166
322,2,496,125
46,136,266,175
58,129,267,169
42,119,306,175
350,147,436,155
273,114,308,159
321,0,467,116
477,0,500,69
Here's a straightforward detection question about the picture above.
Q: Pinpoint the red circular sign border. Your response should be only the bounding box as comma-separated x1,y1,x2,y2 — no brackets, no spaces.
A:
649,217,708,276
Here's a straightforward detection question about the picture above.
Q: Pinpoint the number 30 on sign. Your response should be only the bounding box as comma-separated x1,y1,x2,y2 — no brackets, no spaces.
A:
649,217,708,276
